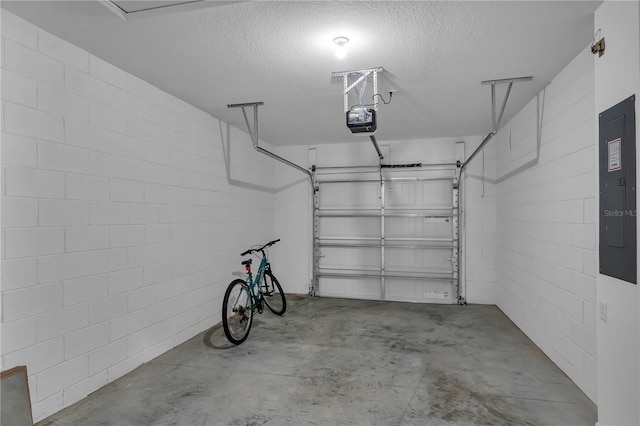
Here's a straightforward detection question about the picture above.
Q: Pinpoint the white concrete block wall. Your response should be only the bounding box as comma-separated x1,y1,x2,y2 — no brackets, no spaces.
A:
494,47,597,401
0,11,276,422
460,136,497,304
272,145,313,295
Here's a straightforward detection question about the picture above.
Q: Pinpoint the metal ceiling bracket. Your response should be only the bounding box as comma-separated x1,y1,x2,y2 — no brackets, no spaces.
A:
227,102,313,183
332,67,384,112
227,102,263,148
481,76,533,132
460,76,533,172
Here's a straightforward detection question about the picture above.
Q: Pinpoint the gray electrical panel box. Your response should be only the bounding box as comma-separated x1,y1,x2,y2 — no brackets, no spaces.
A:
599,95,636,284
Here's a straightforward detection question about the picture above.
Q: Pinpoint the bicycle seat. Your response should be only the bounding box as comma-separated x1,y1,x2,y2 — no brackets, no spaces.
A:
241,259,252,266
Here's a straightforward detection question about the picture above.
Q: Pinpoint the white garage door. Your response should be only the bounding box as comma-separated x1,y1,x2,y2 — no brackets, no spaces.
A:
312,165,459,304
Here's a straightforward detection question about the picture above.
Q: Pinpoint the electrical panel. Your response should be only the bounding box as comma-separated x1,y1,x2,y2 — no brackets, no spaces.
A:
599,95,636,284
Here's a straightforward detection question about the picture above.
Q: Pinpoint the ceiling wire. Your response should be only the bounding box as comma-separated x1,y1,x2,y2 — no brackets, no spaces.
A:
373,92,393,105
350,92,394,111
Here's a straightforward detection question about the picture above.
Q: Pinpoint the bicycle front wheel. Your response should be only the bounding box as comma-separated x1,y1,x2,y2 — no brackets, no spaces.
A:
222,279,254,345
262,271,286,315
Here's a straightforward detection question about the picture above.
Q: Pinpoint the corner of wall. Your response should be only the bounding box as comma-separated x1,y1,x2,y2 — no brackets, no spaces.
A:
594,1,640,424
494,44,598,402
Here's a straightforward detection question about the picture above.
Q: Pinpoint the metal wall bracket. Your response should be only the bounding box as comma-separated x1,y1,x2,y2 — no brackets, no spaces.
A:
227,102,313,183
460,76,533,173
227,102,264,148
481,76,533,133
332,67,384,112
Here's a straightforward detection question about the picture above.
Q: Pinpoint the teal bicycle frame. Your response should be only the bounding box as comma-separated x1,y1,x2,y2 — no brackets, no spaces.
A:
222,238,284,344
242,255,268,311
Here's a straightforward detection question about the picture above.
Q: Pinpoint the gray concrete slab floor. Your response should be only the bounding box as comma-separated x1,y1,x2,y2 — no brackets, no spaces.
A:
38,295,597,425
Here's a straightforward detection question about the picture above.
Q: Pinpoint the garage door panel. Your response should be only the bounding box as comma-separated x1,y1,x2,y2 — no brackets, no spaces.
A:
385,247,452,270
385,278,454,304
313,166,459,303
320,247,381,270
386,181,451,209
385,217,452,239
320,182,380,208
422,182,452,205
320,217,379,238
319,277,381,299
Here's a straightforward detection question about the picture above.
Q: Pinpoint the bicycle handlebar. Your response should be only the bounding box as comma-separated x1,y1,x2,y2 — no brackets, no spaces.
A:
240,239,280,256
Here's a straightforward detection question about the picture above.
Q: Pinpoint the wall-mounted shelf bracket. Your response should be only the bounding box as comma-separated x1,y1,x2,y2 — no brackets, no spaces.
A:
227,101,313,184
461,76,533,172
227,102,264,147
481,76,533,133
332,67,384,112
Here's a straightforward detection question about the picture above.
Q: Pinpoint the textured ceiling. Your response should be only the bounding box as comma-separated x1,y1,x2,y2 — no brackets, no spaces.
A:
2,1,601,146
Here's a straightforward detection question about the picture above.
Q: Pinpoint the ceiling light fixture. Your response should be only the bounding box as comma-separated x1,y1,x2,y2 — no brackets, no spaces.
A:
333,36,349,59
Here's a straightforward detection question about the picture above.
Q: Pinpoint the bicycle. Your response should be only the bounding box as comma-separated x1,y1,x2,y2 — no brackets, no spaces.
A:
222,239,286,345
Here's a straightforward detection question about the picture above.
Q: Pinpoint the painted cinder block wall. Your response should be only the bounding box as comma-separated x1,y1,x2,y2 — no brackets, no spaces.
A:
0,11,277,421
494,47,598,402
272,144,313,295
460,136,497,305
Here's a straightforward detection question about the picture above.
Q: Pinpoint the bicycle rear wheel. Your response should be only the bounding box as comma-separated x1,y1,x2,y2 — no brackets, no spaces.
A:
222,279,254,344
262,271,286,315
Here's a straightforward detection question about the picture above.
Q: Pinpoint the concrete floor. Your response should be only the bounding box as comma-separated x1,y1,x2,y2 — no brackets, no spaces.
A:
38,295,597,426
